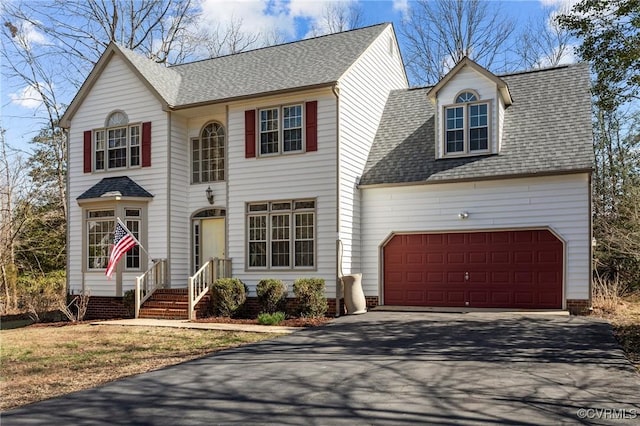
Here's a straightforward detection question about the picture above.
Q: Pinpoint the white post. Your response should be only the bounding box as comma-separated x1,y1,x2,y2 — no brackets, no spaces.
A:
135,276,141,319
188,276,194,321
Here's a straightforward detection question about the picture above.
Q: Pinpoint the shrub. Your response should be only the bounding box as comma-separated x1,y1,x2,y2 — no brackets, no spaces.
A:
256,279,288,314
293,278,328,318
257,311,286,325
211,278,247,317
17,270,66,322
123,289,136,318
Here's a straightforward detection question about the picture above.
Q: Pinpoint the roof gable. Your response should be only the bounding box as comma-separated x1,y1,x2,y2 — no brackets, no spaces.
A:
60,44,177,128
427,57,512,106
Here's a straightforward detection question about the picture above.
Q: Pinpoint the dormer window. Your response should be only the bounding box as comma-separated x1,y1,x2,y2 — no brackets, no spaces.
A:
444,90,489,155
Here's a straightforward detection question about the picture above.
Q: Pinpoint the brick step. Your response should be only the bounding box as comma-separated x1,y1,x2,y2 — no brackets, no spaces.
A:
138,288,210,319
148,294,190,301
142,300,190,308
138,308,189,320
153,289,189,294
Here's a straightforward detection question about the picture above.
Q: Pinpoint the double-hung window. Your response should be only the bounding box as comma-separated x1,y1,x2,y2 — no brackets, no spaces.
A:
94,111,141,170
445,91,489,155
87,210,115,270
192,122,225,183
259,104,303,155
247,200,315,269
85,208,142,272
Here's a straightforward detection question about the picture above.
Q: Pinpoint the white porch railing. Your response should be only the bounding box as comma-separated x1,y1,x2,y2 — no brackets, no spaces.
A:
135,259,168,318
188,258,232,320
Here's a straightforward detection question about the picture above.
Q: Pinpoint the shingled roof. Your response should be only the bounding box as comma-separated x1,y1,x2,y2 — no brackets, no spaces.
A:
169,23,390,107
77,176,154,200
360,63,594,186
61,23,392,127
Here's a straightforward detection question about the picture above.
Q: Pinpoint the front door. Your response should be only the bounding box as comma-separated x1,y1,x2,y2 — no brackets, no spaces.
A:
193,217,225,272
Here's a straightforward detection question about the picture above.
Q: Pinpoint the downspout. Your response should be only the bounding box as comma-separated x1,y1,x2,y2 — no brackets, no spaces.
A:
332,84,341,317
64,128,73,295
166,112,172,286
588,171,594,312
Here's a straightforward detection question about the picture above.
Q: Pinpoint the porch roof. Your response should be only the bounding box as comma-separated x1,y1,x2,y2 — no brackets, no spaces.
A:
77,176,154,200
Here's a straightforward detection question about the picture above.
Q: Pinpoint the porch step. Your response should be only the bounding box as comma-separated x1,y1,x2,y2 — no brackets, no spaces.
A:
138,288,210,320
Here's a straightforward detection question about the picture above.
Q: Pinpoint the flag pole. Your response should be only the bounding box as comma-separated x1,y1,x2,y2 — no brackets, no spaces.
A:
117,217,151,259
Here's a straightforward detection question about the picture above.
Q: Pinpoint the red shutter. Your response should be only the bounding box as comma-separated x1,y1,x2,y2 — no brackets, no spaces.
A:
83,130,92,173
306,101,317,152
245,110,256,158
142,121,151,167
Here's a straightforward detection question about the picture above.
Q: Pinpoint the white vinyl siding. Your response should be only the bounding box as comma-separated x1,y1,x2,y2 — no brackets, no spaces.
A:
68,54,167,296
226,89,337,296
360,174,592,305
336,26,408,276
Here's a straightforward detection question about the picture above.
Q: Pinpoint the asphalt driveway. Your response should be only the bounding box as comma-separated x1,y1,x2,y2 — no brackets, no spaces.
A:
3,311,640,425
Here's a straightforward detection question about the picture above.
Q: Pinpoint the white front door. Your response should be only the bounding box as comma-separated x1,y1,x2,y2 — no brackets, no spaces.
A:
194,218,225,271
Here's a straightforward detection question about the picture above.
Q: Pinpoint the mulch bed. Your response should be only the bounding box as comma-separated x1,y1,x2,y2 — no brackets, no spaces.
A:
194,316,332,327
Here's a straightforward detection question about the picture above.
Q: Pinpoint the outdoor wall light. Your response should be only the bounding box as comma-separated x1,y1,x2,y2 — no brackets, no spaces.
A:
206,186,214,205
458,211,469,220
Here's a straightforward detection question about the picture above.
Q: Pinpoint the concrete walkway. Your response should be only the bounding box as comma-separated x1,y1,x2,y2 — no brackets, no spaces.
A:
91,318,299,334
4,311,640,425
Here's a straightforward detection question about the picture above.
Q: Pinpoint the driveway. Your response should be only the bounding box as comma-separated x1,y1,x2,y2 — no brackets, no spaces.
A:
3,312,640,425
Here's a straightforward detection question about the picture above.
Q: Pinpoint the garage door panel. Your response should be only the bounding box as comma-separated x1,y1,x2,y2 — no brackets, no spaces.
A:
384,230,563,309
469,252,487,263
491,271,510,283
447,252,465,264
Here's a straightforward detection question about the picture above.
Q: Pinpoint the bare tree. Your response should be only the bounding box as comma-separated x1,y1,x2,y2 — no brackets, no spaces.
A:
197,16,262,58
515,6,574,70
400,0,516,86
307,1,365,37
0,129,37,312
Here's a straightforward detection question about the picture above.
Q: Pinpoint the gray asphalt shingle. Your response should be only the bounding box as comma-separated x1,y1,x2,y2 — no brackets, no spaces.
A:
77,176,154,200
118,23,390,107
360,63,594,185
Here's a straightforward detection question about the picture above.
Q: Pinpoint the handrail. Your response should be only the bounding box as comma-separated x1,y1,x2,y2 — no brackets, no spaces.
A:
188,257,232,320
135,258,168,318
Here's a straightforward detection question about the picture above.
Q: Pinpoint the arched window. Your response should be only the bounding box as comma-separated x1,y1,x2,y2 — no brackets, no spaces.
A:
455,91,477,103
445,90,489,155
93,110,140,170
192,122,225,183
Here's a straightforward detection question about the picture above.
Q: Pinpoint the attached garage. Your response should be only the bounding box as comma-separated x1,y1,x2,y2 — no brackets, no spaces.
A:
383,229,563,309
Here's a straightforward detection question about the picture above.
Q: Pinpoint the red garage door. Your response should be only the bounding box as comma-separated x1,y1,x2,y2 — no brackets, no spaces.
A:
383,230,563,309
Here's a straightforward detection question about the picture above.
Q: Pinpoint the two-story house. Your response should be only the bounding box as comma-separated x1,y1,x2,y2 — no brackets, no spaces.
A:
60,23,593,319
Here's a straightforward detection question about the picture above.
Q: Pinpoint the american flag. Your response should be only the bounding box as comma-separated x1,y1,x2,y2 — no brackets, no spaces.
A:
105,219,138,279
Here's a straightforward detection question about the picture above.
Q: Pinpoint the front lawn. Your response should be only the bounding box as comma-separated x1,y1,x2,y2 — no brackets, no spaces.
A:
0,324,276,411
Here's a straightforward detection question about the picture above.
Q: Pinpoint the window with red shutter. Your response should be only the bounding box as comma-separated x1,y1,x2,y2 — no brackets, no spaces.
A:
83,130,92,173
142,121,151,167
245,110,256,158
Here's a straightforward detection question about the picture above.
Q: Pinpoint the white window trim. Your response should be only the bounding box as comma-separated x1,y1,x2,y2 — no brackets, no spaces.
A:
257,103,305,157
191,121,226,184
83,204,147,273
246,199,316,270
442,98,492,158
93,123,142,171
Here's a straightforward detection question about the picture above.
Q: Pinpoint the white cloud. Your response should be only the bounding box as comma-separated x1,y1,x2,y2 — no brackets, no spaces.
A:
10,84,45,109
538,0,579,11
16,21,47,47
198,0,296,41
392,0,409,17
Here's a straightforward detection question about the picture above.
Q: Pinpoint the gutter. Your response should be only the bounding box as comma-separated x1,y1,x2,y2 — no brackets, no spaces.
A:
332,84,341,318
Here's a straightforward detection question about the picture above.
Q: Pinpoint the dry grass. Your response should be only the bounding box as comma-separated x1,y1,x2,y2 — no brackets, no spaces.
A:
0,324,276,411
592,292,640,370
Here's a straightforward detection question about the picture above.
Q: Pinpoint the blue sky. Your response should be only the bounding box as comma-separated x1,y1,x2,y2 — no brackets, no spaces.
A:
1,0,573,153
